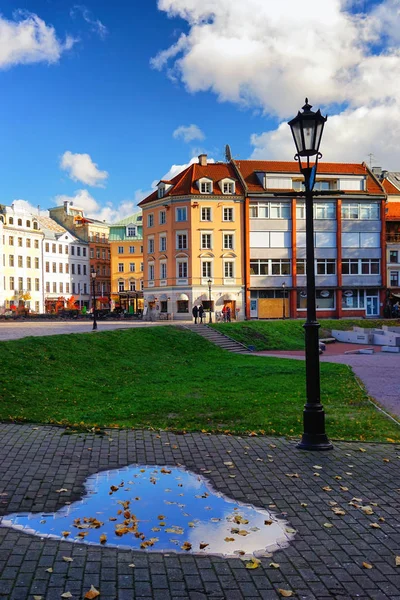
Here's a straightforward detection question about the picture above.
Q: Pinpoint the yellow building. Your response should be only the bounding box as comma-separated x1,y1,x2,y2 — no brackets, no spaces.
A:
109,213,144,313
138,155,245,320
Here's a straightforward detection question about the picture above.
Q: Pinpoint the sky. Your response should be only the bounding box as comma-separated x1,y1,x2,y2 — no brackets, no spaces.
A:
0,0,399,222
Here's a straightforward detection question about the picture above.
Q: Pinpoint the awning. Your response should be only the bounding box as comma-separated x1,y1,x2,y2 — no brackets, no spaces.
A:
146,294,155,302
177,293,189,301
224,293,236,301
159,293,168,301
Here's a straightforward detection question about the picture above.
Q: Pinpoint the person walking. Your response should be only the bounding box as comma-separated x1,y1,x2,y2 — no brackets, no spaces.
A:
226,306,231,322
198,304,204,324
192,304,198,324
222,305,227,322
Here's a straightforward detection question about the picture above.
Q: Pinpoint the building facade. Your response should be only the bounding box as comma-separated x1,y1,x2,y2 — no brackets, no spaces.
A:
139,155,245,320
381,174,400,308
0,204,44,313
232,160,386,319
109,212,144,312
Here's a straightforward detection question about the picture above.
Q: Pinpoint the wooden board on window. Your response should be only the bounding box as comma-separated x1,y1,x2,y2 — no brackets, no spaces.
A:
258,299,289,319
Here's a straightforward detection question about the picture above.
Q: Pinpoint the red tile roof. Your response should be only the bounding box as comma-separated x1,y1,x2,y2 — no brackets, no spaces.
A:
139,162,244,206
234,160,384,195
382,178,400,195
386,202,400,220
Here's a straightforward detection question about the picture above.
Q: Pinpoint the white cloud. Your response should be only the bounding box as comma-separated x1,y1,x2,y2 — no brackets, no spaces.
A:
173,123,205,142
155,0,400,167
70,5,108,39
60,151,109,187
151,155,216,188
55,190,139,223
0,10,75,69
10,199,48,216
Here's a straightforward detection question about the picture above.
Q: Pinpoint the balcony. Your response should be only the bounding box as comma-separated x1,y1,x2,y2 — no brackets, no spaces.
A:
386,233,400,243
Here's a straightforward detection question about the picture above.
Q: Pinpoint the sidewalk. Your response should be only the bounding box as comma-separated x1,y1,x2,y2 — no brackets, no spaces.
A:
0,424,399,600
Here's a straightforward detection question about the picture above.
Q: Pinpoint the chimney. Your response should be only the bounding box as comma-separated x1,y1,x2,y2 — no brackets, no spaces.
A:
198,154,207,167
372,166,382,177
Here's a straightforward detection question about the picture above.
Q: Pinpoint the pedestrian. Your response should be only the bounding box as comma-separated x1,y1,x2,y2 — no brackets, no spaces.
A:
226,306,231,322
198,304,204,324
192,304,198,324
222,305,227,322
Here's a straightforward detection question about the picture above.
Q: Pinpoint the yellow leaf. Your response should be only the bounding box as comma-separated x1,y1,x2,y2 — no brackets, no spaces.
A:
383,458,390,463
324,523,334,528
264,520,273,525
84,585,100,599
322,486,332,492
395,556,400,566
301,503,308,507
224,537,235,542
361,506,374,515
370,523,381,529
61,594,73,599
45,568,53,573
359,447,366,452
340,487,349,492
56,488,68,493
332,508,346,516
269,562,280,569
181,541,192,551
61,531,70,537
285,527,296,534
62,557,73,562
277,589,293,597
285,473,300,478
33,597,43,600
363,562,373,569
245,558,261,569
100,534,107,544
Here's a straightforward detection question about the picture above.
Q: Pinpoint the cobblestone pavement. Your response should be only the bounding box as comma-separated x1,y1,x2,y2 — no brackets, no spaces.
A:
0,425,399,600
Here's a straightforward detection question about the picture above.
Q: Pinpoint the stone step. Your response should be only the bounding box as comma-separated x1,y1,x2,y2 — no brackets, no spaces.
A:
183,324,247,354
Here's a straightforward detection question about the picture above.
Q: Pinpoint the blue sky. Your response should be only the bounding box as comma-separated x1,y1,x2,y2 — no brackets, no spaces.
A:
0,1,398,221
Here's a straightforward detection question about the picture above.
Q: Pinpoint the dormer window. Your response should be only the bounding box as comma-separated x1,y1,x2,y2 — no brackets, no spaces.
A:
158,186,165,199
223,182,235,194
127,225,136,237
198,178,213,194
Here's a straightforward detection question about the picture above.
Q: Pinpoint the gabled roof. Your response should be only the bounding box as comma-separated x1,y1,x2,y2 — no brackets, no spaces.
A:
234,160,384,195
111,212,142,227
382,178,400,195
386,202,400,220
139,162,244,206
37,216,68,234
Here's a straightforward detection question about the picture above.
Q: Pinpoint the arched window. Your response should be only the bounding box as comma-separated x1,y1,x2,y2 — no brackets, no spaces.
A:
26,220,31,228
33,222,38,230
18,219,22,226
9,217,13,224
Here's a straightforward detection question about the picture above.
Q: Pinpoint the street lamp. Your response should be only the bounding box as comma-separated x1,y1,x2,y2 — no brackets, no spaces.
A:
282,282,286,320
91,267,98,331
207,278,212,323
288,99,332,451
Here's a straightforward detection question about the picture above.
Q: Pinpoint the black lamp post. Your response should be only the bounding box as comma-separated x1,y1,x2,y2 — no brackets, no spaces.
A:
288,99,332,451
91,267,98,331
282,282,286,320
207,278,212,323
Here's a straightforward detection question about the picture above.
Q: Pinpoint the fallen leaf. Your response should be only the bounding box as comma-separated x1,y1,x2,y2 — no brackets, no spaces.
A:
245,557,261,569
334,476,342,480
199,543,209,549
370,523,381,529
33,596,43,600
359,448,366,452
277,589,293,597
332,508,346,516
300,503,308,507
286,473,300,478
224,537,235,542
383,458,390,463
269,562,280,569
324,523,334,528
313,473,321,477
61,531,70,537
100,534,107,544
84,585,100,599
61,593,73,599
362,562,373,569
285,527,296,534
395,556,400,566
56,488,68,493
45,568,53,573
322,486,332,492
340,486,349,492
181,541,192,551
264,520,273,526
379,517,385,522
128,564,135,568
361,506,374,515
62,557,73,563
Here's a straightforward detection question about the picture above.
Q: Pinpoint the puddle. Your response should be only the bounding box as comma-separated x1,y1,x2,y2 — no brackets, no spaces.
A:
0,465,294,557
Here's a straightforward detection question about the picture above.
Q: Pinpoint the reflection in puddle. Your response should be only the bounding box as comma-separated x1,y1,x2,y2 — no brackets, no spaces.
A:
0,465,294,556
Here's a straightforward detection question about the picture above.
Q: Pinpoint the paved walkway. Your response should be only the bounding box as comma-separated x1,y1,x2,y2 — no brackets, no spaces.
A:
0,425,399,600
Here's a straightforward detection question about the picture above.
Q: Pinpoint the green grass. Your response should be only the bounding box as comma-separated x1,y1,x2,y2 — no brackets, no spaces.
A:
0,327,398,442
212,319,400,351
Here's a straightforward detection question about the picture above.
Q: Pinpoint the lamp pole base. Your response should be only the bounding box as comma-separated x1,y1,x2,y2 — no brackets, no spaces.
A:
297,433,333,451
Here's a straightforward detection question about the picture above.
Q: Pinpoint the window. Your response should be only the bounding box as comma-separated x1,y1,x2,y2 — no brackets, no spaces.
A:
71,264,75,275
59,283,63,294
314,202,335,219
90,248,94,258
160,236,167,252
140,262,144,272
389,251,398,263
390,271,399,286
250,259,291,275
159,210,166,225
71,246,75,255
27,256,31,269
158,186,165,199
18,219,22,226
46,282,50,293
26,238,31,248
129,263,135,272
118,281,124,292
177,300,189,313
202,261,212,278
140,246,143,253
270,203,290,219
26,220,31,228
9,277,14,290
149,264,155,280
127,226,136,237
102,249,106,259
83,265,87,275
51,243,55,253
223,207,233,221
130,280,136,291
77,247,81,256
52,262,56,273
18,237,23,247
59,263,63,273
27,278,31,291
296,259,306,275
45,261,49,272
118,246,124,254
96,249,100,259
82,247,86,257
77,264,81,275
65,246,69,254
342,202,379,219
72,283,76,294
129,246,135,254
201,207,212,221
65,264,69,274
18,256,23,267
176,207,187,222
342,289,366,309
9,217,13,224
200,181,212,194
316,259,336,275
148,238,155,253
223,181,235,194
201,233,212,249
223,234,234,249
297,289,335,309
9,236,13,246
177,234,187,250
66,283,70,294
18,277,23,291
293,180,334,192
178,261,188,278
45,242,49,252
147,213,154,227
118,263,124,272
58,244,62,254
160,262,167,279
224,261,234,278
9,255,14,267
342,259,380,275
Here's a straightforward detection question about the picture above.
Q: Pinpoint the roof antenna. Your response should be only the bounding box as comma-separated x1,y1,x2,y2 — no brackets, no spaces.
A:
225,144,232,162
367,153,374,168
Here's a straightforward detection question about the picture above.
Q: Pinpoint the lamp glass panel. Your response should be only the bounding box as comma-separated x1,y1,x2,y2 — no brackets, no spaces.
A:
303,119,316,152
290,122,303,154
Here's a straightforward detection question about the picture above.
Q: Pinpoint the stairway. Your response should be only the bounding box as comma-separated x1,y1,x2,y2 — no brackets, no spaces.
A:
184,324,248,353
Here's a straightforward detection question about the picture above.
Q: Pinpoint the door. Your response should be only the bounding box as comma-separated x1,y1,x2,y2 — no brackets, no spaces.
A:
366,296,379,317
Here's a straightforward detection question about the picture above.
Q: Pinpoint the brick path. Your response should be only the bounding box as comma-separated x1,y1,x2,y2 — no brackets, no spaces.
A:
0,425,399,599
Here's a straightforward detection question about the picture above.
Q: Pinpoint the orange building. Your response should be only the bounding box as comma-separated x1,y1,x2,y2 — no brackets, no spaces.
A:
138,155,245,321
